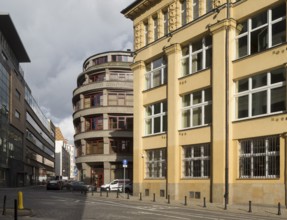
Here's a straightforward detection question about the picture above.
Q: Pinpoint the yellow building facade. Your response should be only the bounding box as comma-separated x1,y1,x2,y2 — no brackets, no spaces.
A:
122,0,287,205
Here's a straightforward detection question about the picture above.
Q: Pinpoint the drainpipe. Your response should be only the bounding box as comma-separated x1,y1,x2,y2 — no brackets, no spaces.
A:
225,0,231,205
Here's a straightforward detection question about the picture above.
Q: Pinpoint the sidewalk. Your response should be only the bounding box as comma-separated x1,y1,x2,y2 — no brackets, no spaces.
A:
85,191,286,219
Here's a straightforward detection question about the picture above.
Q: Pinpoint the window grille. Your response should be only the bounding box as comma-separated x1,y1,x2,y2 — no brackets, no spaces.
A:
183,144,210,178
239,136,280,178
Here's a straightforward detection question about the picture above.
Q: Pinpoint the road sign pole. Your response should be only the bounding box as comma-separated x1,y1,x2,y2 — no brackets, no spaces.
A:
123,167,125,194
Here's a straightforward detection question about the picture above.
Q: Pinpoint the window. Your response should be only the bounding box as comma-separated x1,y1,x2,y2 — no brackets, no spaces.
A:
153,16,158,40
235,68,286,119
183,144,210,178
145,57,167,89
108,91,133,106
109,115,133,130
86,116,103,131
15,110,20,119
163,10,169,35
93,56,108,65
236,4,286,58
145,101,167,135
181,0,187,25
193,0,199,19
146,148,166,178
15,89,21,100
86,139,103,155
110,138,133,154
182,36,212,76
206,0,213,12
111,55,130,62
182,88,212,128
84,93,103,108
239,136,279,178
89,73,105,82
144,21,149,45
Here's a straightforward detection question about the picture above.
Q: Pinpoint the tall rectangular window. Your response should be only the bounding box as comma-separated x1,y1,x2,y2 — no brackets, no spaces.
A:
193,0,199,19
145,57,167,89
146,148,166,178
206,0,213,12
236,4,286,58
153,16,158,40
239,136,280,178
182,88,212,128
182,36,212,76
235,68,286,119
181,0,187,26
183,144,210,178
145,101,167,135
163,10,169,35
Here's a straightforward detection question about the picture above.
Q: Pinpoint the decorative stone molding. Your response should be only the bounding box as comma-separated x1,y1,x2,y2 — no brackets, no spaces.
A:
163,43,181,56
208,18,237,35
169,1,179,31
130,60,145,72
134,23,142,50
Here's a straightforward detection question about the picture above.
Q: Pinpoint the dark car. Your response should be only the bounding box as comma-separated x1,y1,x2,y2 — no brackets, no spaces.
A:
46,180,63,190
123,182,133,194
66,181,95,192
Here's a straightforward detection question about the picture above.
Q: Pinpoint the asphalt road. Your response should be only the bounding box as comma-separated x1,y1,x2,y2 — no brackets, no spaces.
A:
0,186,285,220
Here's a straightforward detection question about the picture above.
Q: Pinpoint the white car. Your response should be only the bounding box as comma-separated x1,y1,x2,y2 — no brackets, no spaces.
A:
100,179,130,192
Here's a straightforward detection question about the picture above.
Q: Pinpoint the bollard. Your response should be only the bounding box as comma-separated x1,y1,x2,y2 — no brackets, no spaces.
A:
100,190,102,197
2,195,6,215
139,192,142,201
14,199,17,220
248,201,252,213
278,202,281,216
153,193,156,202
92,190,94,196
184,196,187,206
106,191,109,197
224,198,227,210
203,197,206,208
117,190,119,198
17,191,24,210
127,193,129,199
168,195,170,204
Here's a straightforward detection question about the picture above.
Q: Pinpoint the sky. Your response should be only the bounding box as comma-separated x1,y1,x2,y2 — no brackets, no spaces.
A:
0,0,134,143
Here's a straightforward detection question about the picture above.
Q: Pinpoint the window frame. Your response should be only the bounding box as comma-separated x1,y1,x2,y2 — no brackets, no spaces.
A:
182,144,210,178
235,68,286,120
145,148,166,178
181,88,212,129
239,136,280,179
145,57,167,90
145,101,167,135
181,36,212,76
236,4,286,58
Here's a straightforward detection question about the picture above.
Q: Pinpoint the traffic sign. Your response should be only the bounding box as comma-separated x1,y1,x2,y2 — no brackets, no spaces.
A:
123,159,128,168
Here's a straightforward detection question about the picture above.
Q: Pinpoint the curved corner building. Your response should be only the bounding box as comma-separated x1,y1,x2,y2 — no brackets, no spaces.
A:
72,51,133,187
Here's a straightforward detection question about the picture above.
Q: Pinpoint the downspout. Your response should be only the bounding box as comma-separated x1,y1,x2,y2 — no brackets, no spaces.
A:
225,0,231,206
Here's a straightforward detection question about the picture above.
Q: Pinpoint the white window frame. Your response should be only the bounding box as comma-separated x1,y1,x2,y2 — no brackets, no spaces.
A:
181,88,212,129
145,101,167,135
236,4,286,58
234,69,286,120
183,144,210,178
145,58,166,90
181,36,212,76
239,136,280,179
146,148,166,178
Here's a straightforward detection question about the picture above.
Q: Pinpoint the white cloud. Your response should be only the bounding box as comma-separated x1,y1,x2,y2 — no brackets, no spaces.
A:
0,0,134,142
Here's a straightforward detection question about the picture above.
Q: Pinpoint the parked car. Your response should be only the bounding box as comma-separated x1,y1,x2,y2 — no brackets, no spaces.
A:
46,180,63,190
100,179,130,192
123,182,133,194
66,181,95,192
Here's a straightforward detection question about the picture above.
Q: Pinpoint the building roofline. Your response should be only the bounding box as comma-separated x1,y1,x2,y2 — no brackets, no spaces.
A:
0,14,30,62
121,0,143,15
82,50,133,69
